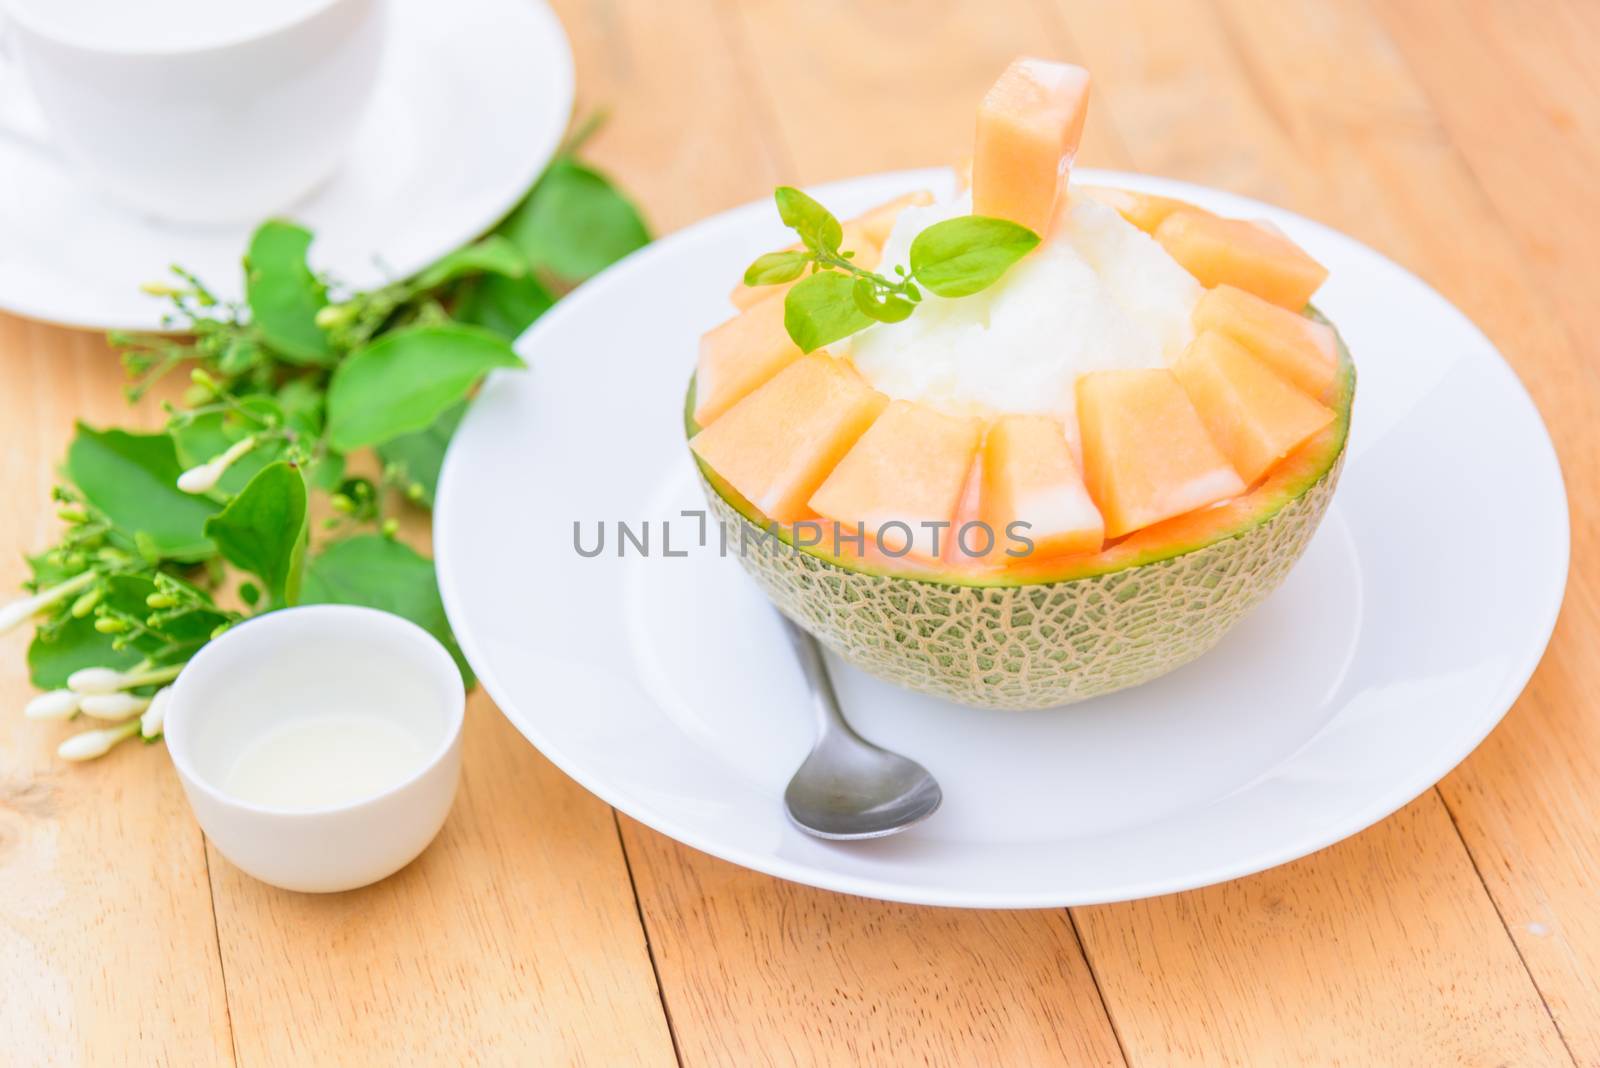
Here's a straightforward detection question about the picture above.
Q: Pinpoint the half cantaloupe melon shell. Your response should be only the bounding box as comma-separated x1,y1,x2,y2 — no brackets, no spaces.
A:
685,310,1354,710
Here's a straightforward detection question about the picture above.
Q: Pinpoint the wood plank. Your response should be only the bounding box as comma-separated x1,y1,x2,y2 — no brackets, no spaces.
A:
597,2,1128,1063
1235,0,1600,1058
0,319,236,1064
1046,0,1577,1061
199,4,775,1060
547,0,788,230
724,0,1126,186
210,689,676,1066
1076,795,1571,1066
621,817,1125,1067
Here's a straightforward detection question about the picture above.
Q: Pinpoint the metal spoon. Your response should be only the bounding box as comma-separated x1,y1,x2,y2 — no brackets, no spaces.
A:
779,615,943,839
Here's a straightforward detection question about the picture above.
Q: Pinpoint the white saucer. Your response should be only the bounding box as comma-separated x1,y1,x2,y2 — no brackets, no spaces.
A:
434,168,1569,907
0,0,573,332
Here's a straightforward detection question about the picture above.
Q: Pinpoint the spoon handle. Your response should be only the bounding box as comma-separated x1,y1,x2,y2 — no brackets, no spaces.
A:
779,615,849,737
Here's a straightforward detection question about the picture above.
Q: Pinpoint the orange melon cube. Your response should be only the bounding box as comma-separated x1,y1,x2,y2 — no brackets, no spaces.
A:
1193,285,1339,401
972,58,1092,234
690,355,888,522
1173,332,1337,485
728,218,884,311
854,189,935,248
1155,210,1328,309
1077,369,1247,538
981,414,1104,559
1079,186,1210,234
693,294,801,426
809,400,982,561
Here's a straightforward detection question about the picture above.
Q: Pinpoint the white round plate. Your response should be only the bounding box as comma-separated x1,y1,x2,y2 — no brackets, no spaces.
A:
435,169,1569,907
0,0,572,332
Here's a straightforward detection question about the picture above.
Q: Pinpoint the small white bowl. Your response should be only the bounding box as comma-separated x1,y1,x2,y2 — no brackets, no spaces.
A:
165,605,465,893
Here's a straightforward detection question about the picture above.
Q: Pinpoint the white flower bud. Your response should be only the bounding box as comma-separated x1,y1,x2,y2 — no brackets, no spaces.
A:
140,687,172,739
177,461,224,495
68,666,129,694
58,721,139,762
177,436,256,495
0,571,96,635
78,693,150,721
24,690,80,720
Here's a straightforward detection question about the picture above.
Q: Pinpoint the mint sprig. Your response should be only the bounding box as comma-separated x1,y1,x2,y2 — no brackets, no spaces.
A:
744,186,1040,353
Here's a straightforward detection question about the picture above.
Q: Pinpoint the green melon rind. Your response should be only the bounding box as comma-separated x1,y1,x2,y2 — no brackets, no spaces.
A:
686,312,1354,710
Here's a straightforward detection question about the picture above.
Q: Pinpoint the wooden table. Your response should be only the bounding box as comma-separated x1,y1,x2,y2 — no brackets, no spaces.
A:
3,1,1596,1063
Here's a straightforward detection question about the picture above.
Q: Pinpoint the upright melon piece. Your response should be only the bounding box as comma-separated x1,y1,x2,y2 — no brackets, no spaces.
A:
1077,369,1247,538
1173,331,1336,485
1193,284,1339,400
690,355,887,522
809,401,981,561
693,294,801,426
981,414,1104,559
729,219,883,311
972,58,1092,234
1155,210,1328,310
1079,186,1210,234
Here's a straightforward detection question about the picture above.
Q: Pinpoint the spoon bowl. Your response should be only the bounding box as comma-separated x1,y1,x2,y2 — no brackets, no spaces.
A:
779,616,943,840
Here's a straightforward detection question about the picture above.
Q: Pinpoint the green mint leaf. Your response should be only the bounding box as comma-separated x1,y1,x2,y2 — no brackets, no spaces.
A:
908,216,1040,298
454,271,556,341
203,462,309,609
783,272,874,353
413,235,529,290
851,278,916,323
66,425,219,561
774,187,843,254
244,221,336,366
743,250,810,287
301,534,473,686
325,324,524,452
376,401,466,508
499,157,650,284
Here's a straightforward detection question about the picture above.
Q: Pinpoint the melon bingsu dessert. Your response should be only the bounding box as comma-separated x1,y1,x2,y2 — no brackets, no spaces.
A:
687,58,1354,710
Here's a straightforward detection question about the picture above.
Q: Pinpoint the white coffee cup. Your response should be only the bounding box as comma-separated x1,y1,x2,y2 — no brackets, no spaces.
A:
0,0,386,225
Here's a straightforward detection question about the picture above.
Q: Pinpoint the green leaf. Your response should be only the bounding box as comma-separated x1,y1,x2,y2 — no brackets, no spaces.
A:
244,221,335,365
169,401,289,497
26,574,226,688
743,250,810,287
28,612,146,690
325,324,524,452
774,186,843,254
377,401,466,508
66,425,218,561
783,272,874,353
413,236,528,290
301,535,473,686
499,157,650,284
275,376,325,437
454,271,556,341
203,462,308,608
908,216,1040,298
851,278,916,323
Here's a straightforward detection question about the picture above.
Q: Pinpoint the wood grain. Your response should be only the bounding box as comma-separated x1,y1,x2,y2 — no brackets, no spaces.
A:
1289,0,1600,1059
601,4,1131,1064
208,691,676,1066
621,816,1125,1067
1076,795,1570,1066
0,321,235,1065
2,1,1599,1064
1049,0,1578,1062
